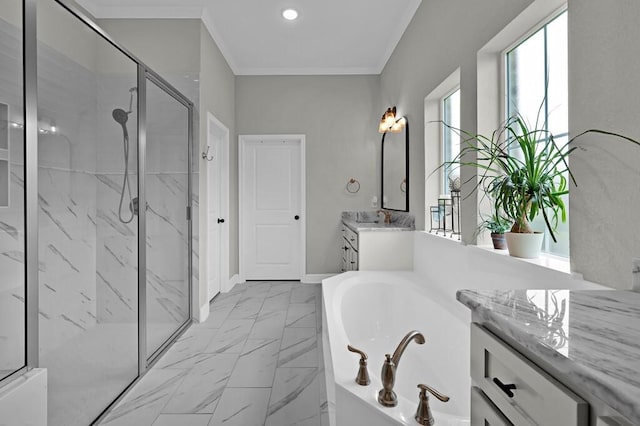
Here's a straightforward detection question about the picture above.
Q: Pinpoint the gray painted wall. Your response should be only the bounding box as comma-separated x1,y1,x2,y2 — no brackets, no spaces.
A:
382,0,640,289
100,0,640,289
99,19,201,78
197,24,235,305
235,75,380,274
569,0,640,289
380,0,533,237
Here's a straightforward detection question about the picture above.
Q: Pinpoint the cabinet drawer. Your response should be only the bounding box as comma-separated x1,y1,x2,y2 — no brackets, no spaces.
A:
349,247,358,270
470,323,588,426
343,225,358,250
471,387,512,426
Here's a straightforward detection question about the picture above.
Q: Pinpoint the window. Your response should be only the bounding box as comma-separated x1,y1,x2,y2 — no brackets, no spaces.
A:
505,10,568,256
442,88,460,195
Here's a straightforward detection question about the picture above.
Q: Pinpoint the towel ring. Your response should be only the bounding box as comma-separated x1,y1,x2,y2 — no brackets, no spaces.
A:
400,178,406,193
346,178,360,194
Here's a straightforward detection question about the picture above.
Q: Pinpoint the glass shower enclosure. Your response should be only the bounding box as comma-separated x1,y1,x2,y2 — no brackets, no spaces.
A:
0,0,194,424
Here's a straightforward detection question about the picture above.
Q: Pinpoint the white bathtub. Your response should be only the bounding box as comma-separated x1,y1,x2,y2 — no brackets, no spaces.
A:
322,233,609,425
322,271,471,426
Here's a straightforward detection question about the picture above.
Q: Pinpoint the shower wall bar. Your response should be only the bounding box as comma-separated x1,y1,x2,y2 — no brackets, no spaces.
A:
136,62,148,376
24,0,39,370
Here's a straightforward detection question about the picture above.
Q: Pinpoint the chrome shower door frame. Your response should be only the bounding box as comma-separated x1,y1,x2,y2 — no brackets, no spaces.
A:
19,0,195,421
140,69,194,366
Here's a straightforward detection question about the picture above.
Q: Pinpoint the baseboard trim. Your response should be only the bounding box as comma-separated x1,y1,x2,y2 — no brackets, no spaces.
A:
301,273,336,284
197,302,209,323
225,274,244,292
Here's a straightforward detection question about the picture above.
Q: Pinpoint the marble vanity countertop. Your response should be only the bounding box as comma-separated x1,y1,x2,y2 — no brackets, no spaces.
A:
341,211,415,232
457,289,640,423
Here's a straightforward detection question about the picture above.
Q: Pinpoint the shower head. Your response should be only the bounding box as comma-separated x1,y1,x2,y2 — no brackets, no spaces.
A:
112,108,129,125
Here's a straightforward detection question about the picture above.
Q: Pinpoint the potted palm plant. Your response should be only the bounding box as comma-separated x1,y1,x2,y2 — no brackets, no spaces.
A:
439,114,639,258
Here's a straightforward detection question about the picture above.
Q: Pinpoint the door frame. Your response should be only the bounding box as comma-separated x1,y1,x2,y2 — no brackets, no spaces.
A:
206,112,230,299
238,134,306,281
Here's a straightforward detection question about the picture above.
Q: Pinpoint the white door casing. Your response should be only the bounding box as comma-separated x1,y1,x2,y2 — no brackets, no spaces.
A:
239,135,305,280
206,113,229,300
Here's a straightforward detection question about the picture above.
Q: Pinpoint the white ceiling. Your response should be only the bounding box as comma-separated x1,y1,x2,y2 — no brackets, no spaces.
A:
76,0,422,75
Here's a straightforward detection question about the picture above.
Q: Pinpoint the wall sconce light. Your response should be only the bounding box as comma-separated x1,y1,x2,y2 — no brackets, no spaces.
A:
378,106,406,133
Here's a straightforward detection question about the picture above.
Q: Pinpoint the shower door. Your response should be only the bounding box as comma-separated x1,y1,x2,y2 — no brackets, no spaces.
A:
36,1,140,424
144,75,191,359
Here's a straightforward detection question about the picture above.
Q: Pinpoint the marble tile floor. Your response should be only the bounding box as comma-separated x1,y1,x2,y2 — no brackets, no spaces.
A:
100,281,328,426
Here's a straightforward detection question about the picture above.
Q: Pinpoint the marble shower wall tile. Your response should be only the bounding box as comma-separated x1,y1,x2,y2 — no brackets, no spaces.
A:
39,168,98,352
145,173,190,324
0,162,26,371
95,173,137,323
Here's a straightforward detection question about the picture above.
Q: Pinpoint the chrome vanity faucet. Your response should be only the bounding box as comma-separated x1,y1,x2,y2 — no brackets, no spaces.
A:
377,210,392,224
378,330,425,407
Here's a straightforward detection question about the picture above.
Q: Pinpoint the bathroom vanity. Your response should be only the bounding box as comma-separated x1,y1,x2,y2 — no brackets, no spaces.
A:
341,211,414,272
458,289,640,426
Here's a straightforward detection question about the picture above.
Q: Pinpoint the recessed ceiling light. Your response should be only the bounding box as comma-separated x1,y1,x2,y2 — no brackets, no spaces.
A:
282,9,298,21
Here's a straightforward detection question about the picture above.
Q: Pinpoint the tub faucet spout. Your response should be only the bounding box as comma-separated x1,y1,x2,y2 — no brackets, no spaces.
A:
378,330,425,407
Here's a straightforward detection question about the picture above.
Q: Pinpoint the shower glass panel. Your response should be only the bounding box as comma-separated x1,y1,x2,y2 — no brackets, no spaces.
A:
37,0,139,424
145,77,190,358
0,0,25,382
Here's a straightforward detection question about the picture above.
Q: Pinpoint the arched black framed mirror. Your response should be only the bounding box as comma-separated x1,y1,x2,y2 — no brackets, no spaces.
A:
381,116,409,212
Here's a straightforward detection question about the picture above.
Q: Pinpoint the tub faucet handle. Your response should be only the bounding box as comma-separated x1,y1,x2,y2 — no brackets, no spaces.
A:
347,345,370,386
415,384,450,425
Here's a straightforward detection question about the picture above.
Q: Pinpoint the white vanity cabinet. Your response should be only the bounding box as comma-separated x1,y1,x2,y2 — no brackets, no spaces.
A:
341,225,359,272
471,323,588,426
340,223,413,272
470,386,511,426
460,289,640,426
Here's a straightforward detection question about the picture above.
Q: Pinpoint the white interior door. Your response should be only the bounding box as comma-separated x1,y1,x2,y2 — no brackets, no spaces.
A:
240,136,305,280
207,113,229,300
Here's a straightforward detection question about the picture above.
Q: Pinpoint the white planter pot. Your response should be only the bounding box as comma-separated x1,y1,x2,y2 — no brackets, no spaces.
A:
504,232,544,259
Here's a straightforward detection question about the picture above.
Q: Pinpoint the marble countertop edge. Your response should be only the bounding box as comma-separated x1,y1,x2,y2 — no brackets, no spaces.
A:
456,289,640,423
342,219,415,232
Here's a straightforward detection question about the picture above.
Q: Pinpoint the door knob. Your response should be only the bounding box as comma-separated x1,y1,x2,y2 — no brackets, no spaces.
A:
294,215,300,220
217,218,225,224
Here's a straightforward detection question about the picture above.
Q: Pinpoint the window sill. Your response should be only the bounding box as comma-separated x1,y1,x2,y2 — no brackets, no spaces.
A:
473,244,574,276
427,230,462,242
425,231,576,277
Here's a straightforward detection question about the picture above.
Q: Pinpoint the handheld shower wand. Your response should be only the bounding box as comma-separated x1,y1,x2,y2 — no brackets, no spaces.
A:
112,87,137,224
